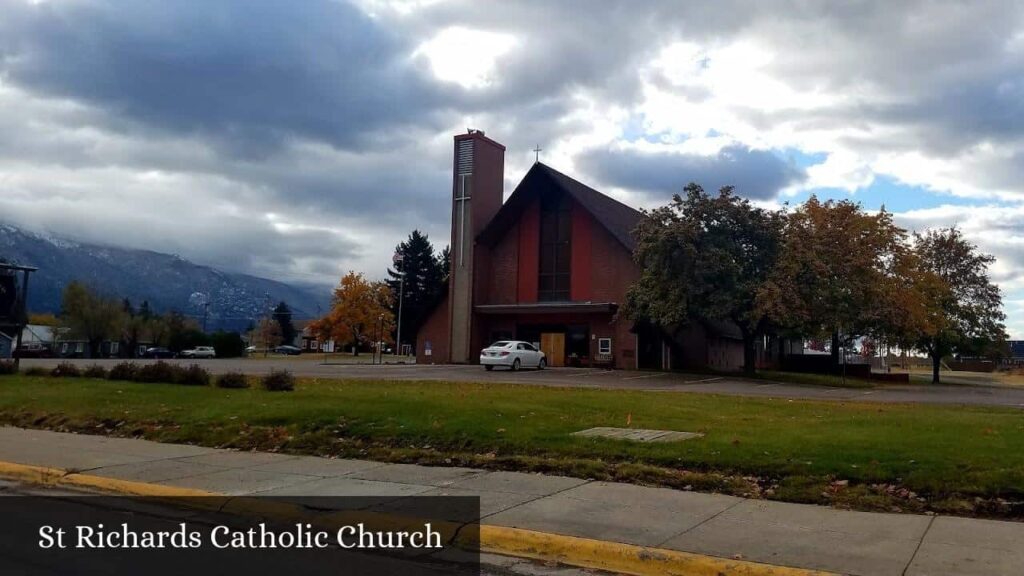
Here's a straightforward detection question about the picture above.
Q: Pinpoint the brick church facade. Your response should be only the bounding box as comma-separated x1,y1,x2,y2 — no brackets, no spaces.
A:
416,130,788,371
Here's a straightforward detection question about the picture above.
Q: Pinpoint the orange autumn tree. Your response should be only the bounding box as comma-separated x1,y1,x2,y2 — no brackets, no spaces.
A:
311,271,394,355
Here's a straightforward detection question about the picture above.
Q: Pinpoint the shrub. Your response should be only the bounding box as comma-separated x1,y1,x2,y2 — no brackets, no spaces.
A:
0,360,17,375
216,371,250,389
83,364,109,379
24,366,50,377
108,362,138,381
262,369,295,392
178,364,210,386
51,362,82,378
136,361,181,383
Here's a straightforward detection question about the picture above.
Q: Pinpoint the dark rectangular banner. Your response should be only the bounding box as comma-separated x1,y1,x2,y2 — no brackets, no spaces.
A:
0,496,480,575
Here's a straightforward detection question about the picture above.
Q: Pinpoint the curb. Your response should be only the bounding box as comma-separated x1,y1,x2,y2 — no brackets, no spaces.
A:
0,460,836,576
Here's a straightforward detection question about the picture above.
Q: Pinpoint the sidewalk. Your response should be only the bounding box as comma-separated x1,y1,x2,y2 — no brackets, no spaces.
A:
0,427,1020,575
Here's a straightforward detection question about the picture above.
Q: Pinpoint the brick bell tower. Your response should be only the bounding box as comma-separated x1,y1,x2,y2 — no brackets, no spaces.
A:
448,130,505,363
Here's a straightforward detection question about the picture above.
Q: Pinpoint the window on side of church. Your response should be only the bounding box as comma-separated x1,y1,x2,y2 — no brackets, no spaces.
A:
538,193,571,301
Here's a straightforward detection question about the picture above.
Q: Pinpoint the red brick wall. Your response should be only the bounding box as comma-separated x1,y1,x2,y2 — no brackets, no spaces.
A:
416,294,450,364
516,200,540,303
486,222,519,304
570,203,593,301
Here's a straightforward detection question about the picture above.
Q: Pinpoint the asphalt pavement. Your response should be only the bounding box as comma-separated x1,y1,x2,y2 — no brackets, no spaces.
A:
19,357,1024,409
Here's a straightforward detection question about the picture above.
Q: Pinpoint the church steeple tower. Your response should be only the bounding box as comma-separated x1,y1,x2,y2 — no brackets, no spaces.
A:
448,129,505,363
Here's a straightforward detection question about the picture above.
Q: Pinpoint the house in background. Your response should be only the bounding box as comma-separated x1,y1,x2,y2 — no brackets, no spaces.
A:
0,331,12,359
299,324,335,353
416,130,799,371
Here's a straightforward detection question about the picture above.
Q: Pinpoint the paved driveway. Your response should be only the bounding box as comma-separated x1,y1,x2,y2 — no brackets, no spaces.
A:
17,357,1024,409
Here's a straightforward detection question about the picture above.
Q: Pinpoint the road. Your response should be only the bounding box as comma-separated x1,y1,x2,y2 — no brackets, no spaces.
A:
18,357,1024,409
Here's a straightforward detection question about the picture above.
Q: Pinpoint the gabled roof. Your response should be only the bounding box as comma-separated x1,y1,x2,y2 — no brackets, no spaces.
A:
476,163,644,252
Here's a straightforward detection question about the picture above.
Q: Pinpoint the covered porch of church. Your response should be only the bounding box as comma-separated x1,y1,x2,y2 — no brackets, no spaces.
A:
474,302,628,368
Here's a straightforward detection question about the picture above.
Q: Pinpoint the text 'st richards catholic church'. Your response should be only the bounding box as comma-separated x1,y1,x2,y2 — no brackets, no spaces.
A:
417,130,788,371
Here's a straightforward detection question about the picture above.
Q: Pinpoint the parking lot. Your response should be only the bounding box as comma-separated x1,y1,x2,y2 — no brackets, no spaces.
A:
16,357,1024,408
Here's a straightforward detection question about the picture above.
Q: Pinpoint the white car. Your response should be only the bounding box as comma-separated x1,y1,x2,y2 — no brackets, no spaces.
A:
480,340,546,371
180,346,216,359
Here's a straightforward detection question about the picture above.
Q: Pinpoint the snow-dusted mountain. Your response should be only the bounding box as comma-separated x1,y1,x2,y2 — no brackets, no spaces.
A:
0,224,330,332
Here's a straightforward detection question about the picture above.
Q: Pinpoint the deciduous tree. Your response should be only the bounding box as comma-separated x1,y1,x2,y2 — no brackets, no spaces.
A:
314,272,394,355
913,227,1006,384
60,282,125,357
758,197,915,367
625,184,784,374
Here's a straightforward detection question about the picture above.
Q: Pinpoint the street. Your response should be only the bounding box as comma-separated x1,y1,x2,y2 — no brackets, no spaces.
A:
19,357,1024,409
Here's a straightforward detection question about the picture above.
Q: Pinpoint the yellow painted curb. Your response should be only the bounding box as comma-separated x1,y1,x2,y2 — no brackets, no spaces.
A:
472,524,836,576
1,460,838,576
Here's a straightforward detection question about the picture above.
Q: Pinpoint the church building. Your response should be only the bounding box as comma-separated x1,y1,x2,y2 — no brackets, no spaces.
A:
416,130,764,371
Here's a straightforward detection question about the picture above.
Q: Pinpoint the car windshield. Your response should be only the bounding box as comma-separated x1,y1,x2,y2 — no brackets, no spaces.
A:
490,341,511,348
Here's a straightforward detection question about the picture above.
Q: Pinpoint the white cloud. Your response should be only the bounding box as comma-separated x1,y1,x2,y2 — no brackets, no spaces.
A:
414,27,517,89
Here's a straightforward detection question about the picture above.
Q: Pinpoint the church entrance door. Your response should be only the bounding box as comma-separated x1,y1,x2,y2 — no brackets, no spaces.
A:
540,333,565,367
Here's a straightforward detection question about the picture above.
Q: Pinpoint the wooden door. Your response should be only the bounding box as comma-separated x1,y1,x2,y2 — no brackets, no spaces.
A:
540,333,565,367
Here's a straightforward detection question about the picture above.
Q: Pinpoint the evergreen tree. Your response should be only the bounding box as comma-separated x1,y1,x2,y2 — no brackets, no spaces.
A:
386,230,445,350
273,301,297,345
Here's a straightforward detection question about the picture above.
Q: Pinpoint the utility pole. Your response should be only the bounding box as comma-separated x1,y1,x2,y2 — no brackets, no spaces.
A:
262,292,270,358
393,252,405,357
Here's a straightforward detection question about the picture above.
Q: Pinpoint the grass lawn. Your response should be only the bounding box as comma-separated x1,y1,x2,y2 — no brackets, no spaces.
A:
1,374,1022,518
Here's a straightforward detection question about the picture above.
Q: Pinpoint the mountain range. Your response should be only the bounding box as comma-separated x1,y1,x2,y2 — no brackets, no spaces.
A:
0,224,331,332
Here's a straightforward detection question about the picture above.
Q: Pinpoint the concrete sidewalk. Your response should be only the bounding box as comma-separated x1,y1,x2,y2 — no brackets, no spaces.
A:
0,427,1020,575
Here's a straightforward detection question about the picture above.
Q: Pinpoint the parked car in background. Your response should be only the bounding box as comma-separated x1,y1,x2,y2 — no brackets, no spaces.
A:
480,340,546,371
180,346,216,359
274,345,302,355
245,345,257,354
142,347,175,359
13,342,54,358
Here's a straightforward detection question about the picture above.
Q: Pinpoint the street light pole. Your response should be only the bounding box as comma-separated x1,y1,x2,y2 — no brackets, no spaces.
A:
393,252,405,357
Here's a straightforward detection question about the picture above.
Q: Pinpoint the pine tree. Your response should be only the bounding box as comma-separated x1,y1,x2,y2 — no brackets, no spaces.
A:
386,230,445,350
272,301,297,345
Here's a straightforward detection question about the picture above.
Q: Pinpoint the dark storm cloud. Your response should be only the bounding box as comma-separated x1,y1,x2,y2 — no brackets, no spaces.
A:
0,0,447,155
576,145,806,202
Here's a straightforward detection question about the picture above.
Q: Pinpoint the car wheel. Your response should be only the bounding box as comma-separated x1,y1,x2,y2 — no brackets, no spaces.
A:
538,357,546,370
511,358,520,371
484,365,493,371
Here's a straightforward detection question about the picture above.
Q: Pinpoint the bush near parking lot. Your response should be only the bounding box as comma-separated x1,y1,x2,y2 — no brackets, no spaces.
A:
50,362,82,378
23,366,49,377
215,371,250,389
0,361,17,375
133,361,210,386
136,361,180,383
178,364,211,386
261,369,295,391
108,362,138,381
82,364,109,379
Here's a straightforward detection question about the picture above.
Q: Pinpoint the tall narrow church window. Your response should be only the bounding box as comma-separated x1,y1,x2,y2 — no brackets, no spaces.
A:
538,193,571,301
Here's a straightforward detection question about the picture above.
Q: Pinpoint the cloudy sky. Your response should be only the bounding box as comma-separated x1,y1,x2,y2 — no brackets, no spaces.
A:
1,0,1022,337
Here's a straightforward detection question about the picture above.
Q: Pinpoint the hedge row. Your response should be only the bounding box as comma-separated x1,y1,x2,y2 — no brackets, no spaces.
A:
5,361,292,391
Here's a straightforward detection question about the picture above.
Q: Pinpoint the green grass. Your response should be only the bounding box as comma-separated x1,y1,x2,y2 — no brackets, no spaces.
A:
1,374,1023,518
